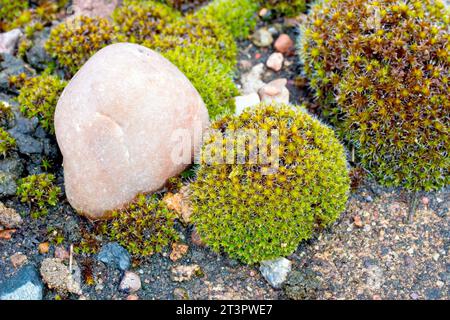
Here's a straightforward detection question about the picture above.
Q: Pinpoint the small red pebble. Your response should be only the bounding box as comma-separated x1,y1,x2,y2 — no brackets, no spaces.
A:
274,34,294,54
421,197,429,206
255,53,262,60
126,294,139,300
353,215,363,228
372,295,382,300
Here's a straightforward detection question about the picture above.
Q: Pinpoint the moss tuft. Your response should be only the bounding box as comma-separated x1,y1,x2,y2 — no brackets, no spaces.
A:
300,0,449,191
16,173,61,219
113,0,180,43
191,103,350,264
98,194,179,257
262,0,307,17
0,0,28,32
45,16,115,76
0,127,15,157
147,13,237,68
163,45,238,119
17,74,67,134
195,0,258,39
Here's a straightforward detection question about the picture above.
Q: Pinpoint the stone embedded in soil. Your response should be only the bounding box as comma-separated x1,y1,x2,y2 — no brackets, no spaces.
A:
72,0,120,18
274,34,294,54
119,271,141,293
170,243,189,262
266,52,284,72
241,63,266,95
353,215,363,228
251,28,274,47
0,202,22,229
173,288,190,300
40,258,82,295
259,258,292,289
162,186,192,225
55,43,209,219
0,265,43,300
0,229,16,240
38,242,50,254
0,154,24,196
97,242,131,271
171,264,203,282
191,227,206,247
283,269,321,300
0,29,23,55
235,93,261,115
10,253,28,269
258,78,290,104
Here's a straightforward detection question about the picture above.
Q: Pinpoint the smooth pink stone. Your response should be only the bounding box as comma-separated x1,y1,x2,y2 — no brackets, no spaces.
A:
55,43,209,219
72,0,121,18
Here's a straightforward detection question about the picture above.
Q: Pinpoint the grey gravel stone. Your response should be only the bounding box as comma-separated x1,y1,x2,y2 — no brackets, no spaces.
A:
8,131,43,155
25,28,52,70
0,265,43,300
0,53,35,92
260,258,292,289
97,242,131,271
0,155,24,196
284,269,321,300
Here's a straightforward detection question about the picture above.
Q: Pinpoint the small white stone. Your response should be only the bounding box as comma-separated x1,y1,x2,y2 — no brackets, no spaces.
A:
119,271,141,293
266,52,284,72
0,29,23,55
241,63,266,95
258,78,290,104
234,93,261,115
259,257,292,289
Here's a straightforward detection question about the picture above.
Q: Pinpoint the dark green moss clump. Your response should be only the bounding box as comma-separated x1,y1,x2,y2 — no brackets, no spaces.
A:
45,16,115,76
113,0,179,43
16,173,61,218
192,103,350,264
17,74,67,134
163,45,238,118
99,194,179,257
300,0,449,191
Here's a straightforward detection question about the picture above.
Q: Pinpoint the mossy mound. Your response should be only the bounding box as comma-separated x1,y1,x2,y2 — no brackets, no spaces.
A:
262,0,307,17
195,0,259,39
147,13,238,68
45,16,115,76
191,103,350,264
98,194,179,257
0,0,28,32
0,127,15,157
163,45,238,118
16,173,61,219
300,0,449,191
113,0,180,43
17,74,67,134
